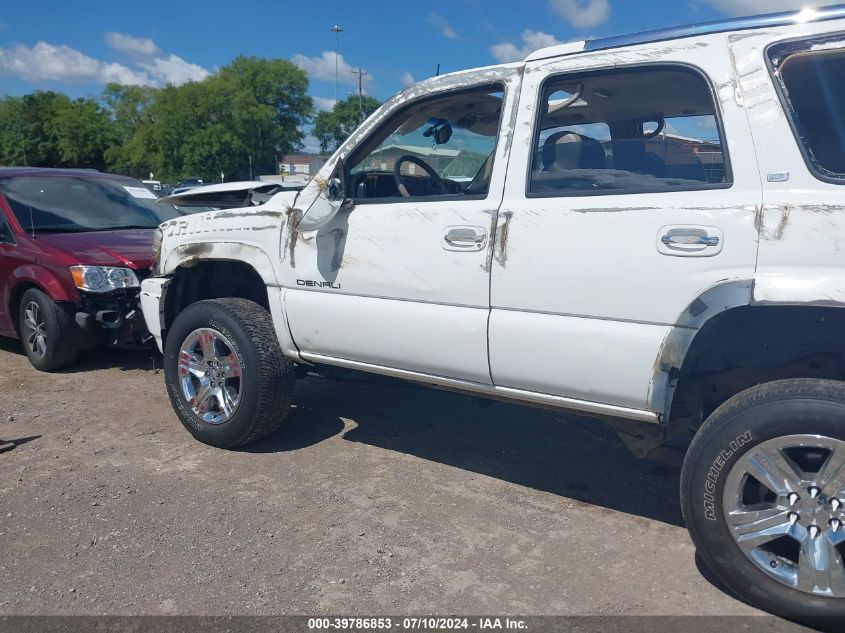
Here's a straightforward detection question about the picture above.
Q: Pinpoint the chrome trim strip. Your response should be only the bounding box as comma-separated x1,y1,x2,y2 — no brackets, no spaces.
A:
299,352,661,424
585,4,845,53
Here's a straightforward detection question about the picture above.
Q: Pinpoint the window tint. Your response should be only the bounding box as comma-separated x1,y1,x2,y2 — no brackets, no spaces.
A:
769,38,845,182
348,87,504,201
528,66,731,196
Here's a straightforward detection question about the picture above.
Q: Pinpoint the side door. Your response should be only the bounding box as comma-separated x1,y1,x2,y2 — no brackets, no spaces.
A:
730,23,845,305
489,36,762,415
281,69,521,384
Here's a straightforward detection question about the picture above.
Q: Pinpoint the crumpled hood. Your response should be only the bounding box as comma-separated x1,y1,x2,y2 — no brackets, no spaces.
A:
36,229,156,269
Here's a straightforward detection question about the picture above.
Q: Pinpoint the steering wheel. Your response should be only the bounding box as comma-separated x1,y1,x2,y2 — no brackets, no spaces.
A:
393,155,448,198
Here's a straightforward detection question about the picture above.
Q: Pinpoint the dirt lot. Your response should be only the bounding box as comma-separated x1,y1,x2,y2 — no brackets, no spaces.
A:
0,337,791,617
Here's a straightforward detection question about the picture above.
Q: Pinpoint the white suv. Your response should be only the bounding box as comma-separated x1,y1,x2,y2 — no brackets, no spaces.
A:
142,5,845,619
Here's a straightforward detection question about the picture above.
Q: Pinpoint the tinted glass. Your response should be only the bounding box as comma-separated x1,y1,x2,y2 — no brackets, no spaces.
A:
0,175,180,233
529,66,730,196
771,41,845,181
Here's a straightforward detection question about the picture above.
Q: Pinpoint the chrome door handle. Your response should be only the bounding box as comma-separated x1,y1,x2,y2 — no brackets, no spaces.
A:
442,226,487,251
661,234,719,247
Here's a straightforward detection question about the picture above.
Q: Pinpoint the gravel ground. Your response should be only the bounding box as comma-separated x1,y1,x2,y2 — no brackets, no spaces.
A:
0,336,799,620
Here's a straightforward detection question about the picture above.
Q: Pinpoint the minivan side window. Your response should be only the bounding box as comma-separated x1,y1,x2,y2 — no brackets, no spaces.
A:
528,65,731,197
768,37,845,183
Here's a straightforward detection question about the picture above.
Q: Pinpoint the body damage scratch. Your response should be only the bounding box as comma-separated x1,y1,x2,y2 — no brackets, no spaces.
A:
774,205,791,241
330,228,345,272
481,209,498,273
493,211,513,268
284,208,303,267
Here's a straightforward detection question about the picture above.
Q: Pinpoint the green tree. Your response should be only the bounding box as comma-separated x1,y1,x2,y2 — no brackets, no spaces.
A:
313,95,381,154
101,83,157,178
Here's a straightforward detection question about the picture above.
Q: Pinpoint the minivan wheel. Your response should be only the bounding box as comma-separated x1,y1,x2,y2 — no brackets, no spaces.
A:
163,298,294,448
681,379,845,620
18,288,78,371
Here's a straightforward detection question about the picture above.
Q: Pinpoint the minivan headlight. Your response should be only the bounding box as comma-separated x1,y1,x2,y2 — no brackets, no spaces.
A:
70,266,140,293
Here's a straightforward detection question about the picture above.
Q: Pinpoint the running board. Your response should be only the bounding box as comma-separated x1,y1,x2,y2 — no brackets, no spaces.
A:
298,352,661,424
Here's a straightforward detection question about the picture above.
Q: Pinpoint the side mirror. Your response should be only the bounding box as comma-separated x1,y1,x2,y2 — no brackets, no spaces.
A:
296,161,349,232
0,220,11,244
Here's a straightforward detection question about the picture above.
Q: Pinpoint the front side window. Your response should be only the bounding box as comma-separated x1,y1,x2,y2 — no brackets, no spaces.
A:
348,86,504,201
528,65,731,196
769,37,845,183
0,176,180,234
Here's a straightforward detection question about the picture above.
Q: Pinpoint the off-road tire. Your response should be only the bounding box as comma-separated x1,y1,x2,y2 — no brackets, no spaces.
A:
18,288,78,371
163,298,294,448
681,378,845,621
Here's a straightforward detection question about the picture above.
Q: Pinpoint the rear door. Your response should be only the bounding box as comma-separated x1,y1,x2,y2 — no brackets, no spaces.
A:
488,36,762,414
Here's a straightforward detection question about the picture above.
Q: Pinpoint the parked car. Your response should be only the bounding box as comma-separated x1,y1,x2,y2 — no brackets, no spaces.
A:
141,5,845,620
142,179,162,192
0,168,180,370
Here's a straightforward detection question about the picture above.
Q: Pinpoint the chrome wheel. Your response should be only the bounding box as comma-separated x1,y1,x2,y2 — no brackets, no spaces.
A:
23,301,47,359
177,328,242,425
724,434,845,597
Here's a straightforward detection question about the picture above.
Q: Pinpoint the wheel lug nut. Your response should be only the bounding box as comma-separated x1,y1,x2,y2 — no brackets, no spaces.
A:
788,492,801,506
809,525,821,538
789,512,800,525
809,486,821,499
830,518,842,532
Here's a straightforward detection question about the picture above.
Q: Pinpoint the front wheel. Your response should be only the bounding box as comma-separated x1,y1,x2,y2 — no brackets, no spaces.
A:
18,288,77,371
163,298,294,448
681,379,845,620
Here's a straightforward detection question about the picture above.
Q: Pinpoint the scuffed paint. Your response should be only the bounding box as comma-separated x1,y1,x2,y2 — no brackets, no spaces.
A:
493,211,513,268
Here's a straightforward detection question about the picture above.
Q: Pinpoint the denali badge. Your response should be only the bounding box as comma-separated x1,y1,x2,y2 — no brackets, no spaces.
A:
296,279,341,289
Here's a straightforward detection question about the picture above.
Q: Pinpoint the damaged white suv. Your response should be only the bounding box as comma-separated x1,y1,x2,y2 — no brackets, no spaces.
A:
143,5,845,619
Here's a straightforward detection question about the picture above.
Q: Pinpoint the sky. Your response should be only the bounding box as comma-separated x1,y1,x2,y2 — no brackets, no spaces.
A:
0,0,839,152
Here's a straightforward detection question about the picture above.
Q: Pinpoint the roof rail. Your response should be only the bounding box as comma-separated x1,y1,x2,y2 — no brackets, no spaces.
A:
583,4,845,53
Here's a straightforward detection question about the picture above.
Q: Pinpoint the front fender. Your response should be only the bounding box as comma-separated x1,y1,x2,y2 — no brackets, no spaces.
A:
162,242,279,287
9,264,78,303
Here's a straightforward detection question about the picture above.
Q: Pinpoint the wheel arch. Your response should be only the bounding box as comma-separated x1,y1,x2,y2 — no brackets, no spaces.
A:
655,280,845,428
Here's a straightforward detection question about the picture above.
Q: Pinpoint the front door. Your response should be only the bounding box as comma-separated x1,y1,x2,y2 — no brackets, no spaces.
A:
281,71,521,384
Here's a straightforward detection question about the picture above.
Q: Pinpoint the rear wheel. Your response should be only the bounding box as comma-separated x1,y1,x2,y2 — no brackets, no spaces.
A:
163,298,294,448
18,288,78,371
681,379,845,620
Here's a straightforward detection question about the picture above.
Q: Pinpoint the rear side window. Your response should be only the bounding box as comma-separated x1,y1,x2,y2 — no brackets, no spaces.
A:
769,37,845,183
528,65,731,197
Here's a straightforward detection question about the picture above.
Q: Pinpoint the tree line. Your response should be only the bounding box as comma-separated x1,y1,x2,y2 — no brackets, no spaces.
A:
0,56,381,183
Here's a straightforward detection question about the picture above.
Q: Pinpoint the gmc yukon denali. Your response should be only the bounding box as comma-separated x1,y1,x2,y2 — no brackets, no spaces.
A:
141,5,845,618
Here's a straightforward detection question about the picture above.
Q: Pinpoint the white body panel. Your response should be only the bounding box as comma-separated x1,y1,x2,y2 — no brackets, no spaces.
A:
488,34,762,410
729,24,845,307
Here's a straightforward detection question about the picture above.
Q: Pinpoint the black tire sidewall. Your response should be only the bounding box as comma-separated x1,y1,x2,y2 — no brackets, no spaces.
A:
682,391,845,618
163,302,263,448
18,288,76,371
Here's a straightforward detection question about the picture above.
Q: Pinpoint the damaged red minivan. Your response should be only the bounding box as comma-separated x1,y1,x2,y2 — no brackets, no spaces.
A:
0,168,180,370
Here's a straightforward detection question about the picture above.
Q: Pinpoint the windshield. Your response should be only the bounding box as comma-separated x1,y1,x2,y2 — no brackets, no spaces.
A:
0,175,180,233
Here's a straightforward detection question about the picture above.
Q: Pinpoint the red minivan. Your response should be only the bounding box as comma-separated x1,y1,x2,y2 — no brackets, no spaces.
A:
0,168,181,370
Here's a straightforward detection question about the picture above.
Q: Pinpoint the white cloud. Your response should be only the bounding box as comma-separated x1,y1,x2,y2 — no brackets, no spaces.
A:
138,54,209,85
402,71,416,88
106,32,208,84
313,96,337,111
427,13,459,39
291,51,373,90
550,0,611,29
699,0,840,14
105,32,160,58
0,42,151,85
491,30,563,63
0,34,209,87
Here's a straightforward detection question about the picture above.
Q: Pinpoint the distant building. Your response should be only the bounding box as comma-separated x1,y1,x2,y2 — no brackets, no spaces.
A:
280,155,326,177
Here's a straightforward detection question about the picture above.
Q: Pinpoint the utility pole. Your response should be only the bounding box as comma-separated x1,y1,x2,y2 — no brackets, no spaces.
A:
248,153,253,181
330,25,344,103
351,68,368,124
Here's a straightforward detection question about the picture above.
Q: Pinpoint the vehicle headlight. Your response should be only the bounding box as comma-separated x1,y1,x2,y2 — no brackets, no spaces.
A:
70,266,140,293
